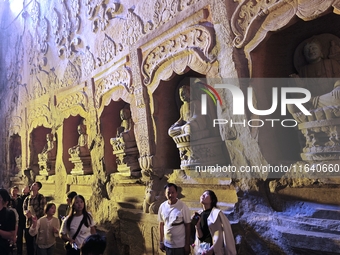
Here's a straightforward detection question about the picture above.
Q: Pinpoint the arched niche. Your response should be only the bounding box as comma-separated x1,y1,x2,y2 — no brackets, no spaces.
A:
63,115,83,174
29,126,52,175
151,70,231,171
9,134,22,176
249,13,340,165
99,99,126,174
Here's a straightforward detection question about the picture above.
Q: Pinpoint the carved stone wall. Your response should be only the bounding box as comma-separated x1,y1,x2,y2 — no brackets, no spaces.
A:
1,0,340,254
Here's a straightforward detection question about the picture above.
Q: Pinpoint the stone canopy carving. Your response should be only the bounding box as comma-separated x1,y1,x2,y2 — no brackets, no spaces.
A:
288,34,340,161
142,25,215,86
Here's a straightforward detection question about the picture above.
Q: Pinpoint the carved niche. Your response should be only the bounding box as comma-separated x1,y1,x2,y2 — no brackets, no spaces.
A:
68,119,92,175
110,104,141,177
168,78,227,170
289,34,340,161
38,133,57,176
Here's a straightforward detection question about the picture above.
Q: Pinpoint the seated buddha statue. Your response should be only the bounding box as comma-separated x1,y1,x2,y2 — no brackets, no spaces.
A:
111,105,136,151
38,133,56,162
68,122,90,158
168,83,209,140
288,36,340,115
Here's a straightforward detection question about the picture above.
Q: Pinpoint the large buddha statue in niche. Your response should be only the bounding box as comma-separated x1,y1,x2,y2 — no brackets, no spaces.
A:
289,35,340,114
168,81,214,141
168,78,224,169
38,133,56,162
110,104,140,176
68,121,90,158
111,105,137,151
38,133,57,175
288,34,340,161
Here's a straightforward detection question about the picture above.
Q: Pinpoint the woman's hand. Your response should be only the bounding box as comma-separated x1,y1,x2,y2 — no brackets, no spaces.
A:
202,247,214,255
31,216,37,227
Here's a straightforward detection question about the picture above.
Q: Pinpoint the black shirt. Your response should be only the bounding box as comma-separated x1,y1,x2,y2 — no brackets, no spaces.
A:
198,208,213,245
0,207,16,254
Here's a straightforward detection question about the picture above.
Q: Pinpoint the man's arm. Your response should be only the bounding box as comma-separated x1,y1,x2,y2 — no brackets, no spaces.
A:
184,223,191,255
159,222,165,252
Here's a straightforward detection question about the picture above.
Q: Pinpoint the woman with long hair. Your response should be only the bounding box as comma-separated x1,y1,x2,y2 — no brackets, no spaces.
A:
29,202,60,255
193,190,236,255
60,195,96,255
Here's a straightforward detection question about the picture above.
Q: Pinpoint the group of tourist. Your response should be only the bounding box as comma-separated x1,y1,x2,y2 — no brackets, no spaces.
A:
0,185,106,255
1,181,237,255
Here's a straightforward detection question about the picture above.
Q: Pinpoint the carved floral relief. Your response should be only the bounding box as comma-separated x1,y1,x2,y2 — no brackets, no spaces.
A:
84,0,120,32
61,61,80,87
153,0,179,26
30,0,40,28
40,17,49,55
95,66,132,107
56,91,88,113
97,34,117,66
82,47,96,78
122,7,152,46
142,25,214,85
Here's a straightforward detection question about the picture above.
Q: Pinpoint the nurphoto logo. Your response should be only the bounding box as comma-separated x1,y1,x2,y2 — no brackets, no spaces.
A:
194,78,312,128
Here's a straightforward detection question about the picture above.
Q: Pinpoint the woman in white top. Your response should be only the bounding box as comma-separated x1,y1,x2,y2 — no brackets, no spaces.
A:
29,202,60,255
60,195,96,255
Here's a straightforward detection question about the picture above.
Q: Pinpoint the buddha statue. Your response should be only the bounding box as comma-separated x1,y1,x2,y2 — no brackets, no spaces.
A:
111,106,136,151
168,83,209,140
289,37,340,114
38,133,56,162
288,34,340,161
168,79,224,169
68,122,90,158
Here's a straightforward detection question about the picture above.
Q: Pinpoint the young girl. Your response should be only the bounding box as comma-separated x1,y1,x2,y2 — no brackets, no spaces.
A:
29,202,60,255
60,195,96,255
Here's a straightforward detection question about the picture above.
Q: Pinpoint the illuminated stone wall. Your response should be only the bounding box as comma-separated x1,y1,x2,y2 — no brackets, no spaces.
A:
1,0,340,254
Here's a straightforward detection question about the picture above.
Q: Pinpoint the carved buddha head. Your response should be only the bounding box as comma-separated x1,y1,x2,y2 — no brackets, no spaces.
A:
303,38,323,64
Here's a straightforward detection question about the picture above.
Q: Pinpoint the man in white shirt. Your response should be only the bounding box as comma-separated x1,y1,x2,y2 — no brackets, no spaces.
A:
158,183,191,255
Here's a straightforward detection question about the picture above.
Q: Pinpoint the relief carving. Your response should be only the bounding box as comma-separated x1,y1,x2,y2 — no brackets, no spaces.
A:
231,0,280,48
40,17,49,55
27,104,51,129
56,1,82,57
95,66,132,108
52,8,62,45
153,0,179,26
122,7,152,46
30,79,46,100
62,61,80,87
97,34,117,67
82,47,96,78
9,116,23,136
30,0,40,28
142,25,215,85
56,91,88,113
84,0,120,32
179,0,201,10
